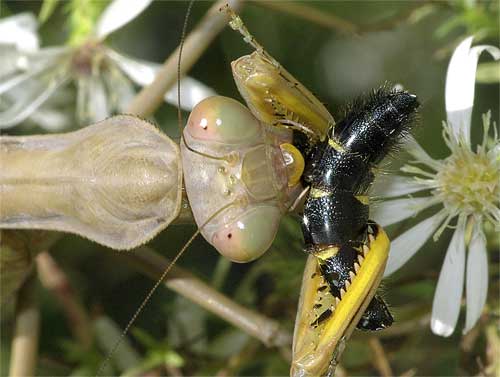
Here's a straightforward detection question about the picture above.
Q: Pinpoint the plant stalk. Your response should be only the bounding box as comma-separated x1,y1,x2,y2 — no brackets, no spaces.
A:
9,272,40,377
36,251,92,348
126,0,243,117
121,246,292,348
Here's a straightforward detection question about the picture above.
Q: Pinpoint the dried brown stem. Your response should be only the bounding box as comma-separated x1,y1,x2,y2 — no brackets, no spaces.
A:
126,0,243,117
360,2,430,33
36,251,92,348
120,246,292,348
484,323,500,377
9,272,40,377
368,337,393,377
336,364,348,377
251,0,358,34
252,0,432,35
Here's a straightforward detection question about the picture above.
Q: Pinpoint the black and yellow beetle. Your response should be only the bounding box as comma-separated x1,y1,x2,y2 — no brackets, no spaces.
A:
292,87,417,376
218,9,419,376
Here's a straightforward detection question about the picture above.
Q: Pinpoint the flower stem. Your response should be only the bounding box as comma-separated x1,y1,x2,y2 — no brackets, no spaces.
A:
485,323,500,376
211,255,232,290
8,272,40,377
126,0,243,117
251,0,432,35
119,246,292,348
36,251,92,349
250,0,358,34
368,337,393,377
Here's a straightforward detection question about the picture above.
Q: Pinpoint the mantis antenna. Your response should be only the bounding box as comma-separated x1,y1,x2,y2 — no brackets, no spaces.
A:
95,199,237,376
176,1,232,163
96,1,238,374
176,0,194,139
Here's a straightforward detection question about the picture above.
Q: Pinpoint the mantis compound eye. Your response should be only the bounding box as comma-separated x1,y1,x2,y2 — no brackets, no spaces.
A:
212,205,281,263
182,96,300,263
185,96,261,143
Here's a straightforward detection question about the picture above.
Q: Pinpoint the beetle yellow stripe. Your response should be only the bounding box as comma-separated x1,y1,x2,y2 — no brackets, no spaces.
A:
318,228,389,348
291,225,390,376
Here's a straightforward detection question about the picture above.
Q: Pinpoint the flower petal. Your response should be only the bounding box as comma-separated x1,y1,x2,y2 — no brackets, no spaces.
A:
406,135,442,170
76,75,109,123
0,45,28,79
431,218,466,337
372,196,437,227
464,227,488,334
88,78,109,122
0,64,52,95
107,50,216,110
164,76,217,110
106,49,156,85
372,175,429,198
27,86,74,131
0,13,39,51
0,46,67,85
445,37,500,142
0,72,68,129
95,0,153,39
103,67,136,113
384,211,447,277
29,107,72,131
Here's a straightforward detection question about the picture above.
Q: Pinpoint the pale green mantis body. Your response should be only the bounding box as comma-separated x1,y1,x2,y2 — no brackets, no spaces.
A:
1,116,182,250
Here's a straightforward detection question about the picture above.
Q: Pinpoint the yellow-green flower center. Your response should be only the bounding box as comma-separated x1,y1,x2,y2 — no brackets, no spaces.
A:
436,140,500,221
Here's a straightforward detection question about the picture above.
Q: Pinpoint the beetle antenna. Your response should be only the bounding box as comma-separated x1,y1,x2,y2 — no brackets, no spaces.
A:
95,199,238,376
177,0,230,162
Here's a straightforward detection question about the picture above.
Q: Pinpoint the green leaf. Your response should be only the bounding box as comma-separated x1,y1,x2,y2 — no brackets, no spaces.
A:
121,331,185,377
164,351,184,368
39,0,60,24
206,329,249,358
130,327,158,349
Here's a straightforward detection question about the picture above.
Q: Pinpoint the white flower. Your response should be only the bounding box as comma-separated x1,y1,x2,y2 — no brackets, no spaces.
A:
0,0,215,130
372,37,500,337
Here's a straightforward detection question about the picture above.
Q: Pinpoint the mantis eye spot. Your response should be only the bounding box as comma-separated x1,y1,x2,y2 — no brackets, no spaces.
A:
212,206,281,263
186,96,261,144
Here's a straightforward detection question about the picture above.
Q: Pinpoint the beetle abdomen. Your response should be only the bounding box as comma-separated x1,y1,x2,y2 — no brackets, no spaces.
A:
335,87,418,162
303,87,419,246
301,87,419,334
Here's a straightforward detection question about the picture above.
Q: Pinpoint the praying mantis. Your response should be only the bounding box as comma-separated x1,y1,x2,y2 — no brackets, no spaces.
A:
0,3,421,376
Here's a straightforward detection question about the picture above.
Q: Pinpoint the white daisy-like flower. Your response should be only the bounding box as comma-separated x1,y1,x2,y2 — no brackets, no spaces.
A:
372,37,500,337
0,0,214,130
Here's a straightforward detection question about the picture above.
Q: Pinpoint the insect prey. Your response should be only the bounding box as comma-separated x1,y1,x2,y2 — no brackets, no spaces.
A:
216,8,419,376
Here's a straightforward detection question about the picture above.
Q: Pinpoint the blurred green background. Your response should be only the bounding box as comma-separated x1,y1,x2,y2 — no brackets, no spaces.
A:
1,1,499,376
